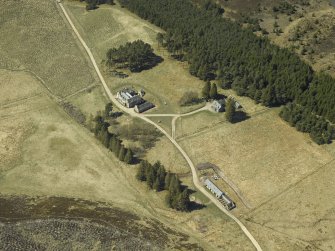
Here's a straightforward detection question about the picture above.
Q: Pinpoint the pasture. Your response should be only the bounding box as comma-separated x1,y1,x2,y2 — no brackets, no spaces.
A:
179,109,333,207
0,69,215,249
0,0,98,97
246,160,335,251
0,64,252,250
178,106,335,250
64,1,205,114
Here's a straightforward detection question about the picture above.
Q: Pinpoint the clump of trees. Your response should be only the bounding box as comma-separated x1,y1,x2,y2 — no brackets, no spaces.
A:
136,161,191,211
119,0,335,144
106,40,162,72
280,103,334,145
93,103,135,164
202,81,217,99
115,118,162,153
178,91,201,106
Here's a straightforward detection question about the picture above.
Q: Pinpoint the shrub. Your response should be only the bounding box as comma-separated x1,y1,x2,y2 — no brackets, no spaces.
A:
178,91,201,106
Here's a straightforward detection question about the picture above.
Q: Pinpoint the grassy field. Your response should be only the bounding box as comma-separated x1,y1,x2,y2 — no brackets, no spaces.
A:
0,70,255,250
0,1,257,248
67,85,108,118
175,88,267,139
0,69,217,250
246,160,335,251
0,0,98,97
5,0,335,249
64,1,205,114
178,104,335,249
0,69,137,206
179,109,333,208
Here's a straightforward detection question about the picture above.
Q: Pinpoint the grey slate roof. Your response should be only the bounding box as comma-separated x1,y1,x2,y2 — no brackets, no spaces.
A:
204,179,223,197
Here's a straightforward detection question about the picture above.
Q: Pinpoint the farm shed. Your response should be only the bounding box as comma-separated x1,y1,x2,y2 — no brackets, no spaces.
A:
134,101,155,113
211,99,225,112
204,179,236,210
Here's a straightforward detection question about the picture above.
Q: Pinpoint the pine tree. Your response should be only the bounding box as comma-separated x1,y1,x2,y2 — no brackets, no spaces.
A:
97,130,104,142
209,83,218,99
176,189,190,211
109,135,117,152
158,165,166,190
261,85,276,106
202,81,211,99
104,102,113,118
118,145,126,161
153,177,160,191
165,191,173,207
136,161,147,181
164,172,172,190
103,131,112,148
124,148,134,164
156,33,164,46
225,98,236,122
114,139,121,156
168,175,181,208
146,165,154,189
94,115,104,136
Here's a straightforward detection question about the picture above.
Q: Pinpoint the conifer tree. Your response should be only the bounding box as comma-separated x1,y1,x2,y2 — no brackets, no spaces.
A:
136,161,147,181
165,191,173,207
225,98,236,123
209,83,218,99
94,115,104,136
153,177,161,191
124,148,134,164
261,85,276,106
104,102,113,118
103,131,112,148
202,81,211,99
109,136,117,152
146,165,154,189
164,172,172,190
158,166,166,190
176,189,190,211
114,139,121,156
118,145,126,161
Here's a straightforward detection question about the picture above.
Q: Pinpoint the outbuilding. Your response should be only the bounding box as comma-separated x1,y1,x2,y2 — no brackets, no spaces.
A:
134,101,155,113
211,99,225,112
204,179,236,210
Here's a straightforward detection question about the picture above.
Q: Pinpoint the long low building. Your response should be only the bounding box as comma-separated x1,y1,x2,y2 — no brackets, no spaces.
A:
134,101,155,113
204,179,236,210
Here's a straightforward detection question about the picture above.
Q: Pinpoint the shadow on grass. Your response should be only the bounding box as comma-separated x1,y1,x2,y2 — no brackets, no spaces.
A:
185,188,207,211
188,201,206,211
232,111,250,123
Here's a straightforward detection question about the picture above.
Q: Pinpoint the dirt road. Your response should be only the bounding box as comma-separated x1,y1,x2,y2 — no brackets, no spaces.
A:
57,2,263,250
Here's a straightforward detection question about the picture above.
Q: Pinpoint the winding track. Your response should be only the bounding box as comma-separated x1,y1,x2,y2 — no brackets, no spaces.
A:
57,2,263,250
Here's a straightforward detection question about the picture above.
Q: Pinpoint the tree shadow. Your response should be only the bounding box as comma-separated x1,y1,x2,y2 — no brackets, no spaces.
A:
131,55,164,72
111,112,123,119
216,93,227,100
186,188,206,211
188,201,207,211
187,188,197,195
130,156,141,165
232,111,250,123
